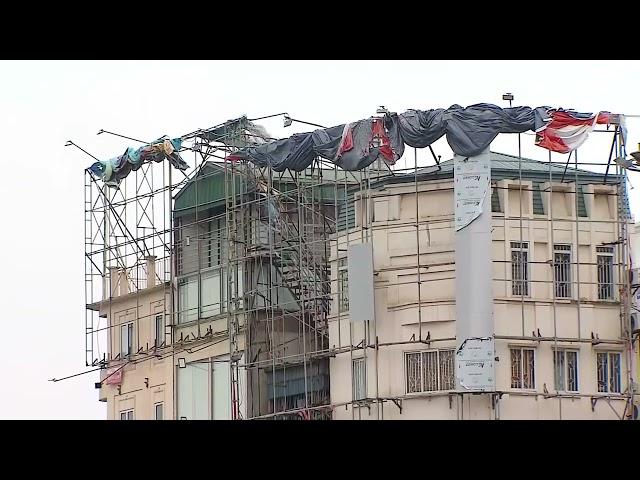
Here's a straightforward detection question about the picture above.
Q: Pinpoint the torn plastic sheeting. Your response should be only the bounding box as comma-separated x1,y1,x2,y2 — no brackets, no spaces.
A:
88,137,188,187
398,103,552,157
534,109,616,154
237,115,405,172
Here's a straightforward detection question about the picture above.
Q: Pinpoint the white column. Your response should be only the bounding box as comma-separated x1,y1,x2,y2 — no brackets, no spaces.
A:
454,148,496,392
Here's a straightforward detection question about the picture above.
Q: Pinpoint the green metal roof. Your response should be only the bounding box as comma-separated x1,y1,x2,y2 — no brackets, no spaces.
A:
174,161,352,218
174,152,624,224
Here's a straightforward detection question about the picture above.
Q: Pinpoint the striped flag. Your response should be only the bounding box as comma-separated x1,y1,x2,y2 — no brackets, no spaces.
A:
535,109,613,154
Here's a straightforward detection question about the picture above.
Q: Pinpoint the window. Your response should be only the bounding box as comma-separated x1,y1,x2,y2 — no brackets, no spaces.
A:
154,314,164,348
178,269,240,324
177,356,233,420
120,409,134,420
200,217,227,268
178,275,198,323
155,403,163,420
597,246,614,300
510,348,535,389
554,350,579,392
597,352,621,393
120,322,133,357
553,244,572,298
352,358,366,400
511,241,529,296
201,269,225,317
338,258,349,311
405,349,455,393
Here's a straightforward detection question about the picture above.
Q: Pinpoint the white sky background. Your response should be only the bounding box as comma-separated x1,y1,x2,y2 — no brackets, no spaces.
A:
0,60,639,419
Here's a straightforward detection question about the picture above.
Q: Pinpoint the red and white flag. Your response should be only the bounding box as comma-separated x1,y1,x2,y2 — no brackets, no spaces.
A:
535,109,613,154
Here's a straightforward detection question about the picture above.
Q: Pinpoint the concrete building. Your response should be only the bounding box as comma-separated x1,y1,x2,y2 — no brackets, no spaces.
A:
329,152,638,419
83,114,638,420
87,259,172,420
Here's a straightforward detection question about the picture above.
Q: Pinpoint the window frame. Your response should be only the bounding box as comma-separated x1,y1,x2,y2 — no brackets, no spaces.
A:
154,314,164,348
120,322,133,358
154,402,164,420
553,244,572,299
596,246,615,301
597,351,622,394
403,348,455,394
338,257,349,312
509,347,536,390
553,349,579,392
120,409,134,420
510,241,530,297
352,357,366,401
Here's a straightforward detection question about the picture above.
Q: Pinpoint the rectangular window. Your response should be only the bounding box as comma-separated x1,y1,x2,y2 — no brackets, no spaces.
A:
201,269,223,317
597,246,614,300
511,241,529,296
554,244,572,298
203,218,226,269
120,409,134,420
178,275,199,323
554,350,579,392
154,403,163,420
352,358,366,400
405,349,455,393
120,322,133,357
154,314,164,348
338,258,349,311
177,356,233,420
597,351,621,393
510,348,535,389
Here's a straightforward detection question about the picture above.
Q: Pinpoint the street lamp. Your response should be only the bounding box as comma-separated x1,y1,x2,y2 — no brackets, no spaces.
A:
502,93,514,107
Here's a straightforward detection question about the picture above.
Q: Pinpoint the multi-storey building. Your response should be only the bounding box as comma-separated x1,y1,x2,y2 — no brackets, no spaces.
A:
330,152,638,419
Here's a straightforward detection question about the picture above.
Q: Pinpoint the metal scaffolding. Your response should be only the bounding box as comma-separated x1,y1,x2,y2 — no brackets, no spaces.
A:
79,108,638,420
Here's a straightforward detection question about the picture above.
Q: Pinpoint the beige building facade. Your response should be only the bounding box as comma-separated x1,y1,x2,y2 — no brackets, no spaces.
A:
89,151,638,420
329,153,638,420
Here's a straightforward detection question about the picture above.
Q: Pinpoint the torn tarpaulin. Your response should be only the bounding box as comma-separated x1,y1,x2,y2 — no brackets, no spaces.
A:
398,103,551,157
235,114,405,172
233,104,551,171
534,109,615,154
313,116,404,170
88,137,188,187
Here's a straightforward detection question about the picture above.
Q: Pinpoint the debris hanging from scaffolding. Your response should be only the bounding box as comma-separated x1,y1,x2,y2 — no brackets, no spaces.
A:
228,104,625,171
85,105,626,183
88,136,188,187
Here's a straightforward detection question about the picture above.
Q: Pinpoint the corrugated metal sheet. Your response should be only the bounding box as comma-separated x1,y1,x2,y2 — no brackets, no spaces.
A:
175,152,620,224
174,163,345,218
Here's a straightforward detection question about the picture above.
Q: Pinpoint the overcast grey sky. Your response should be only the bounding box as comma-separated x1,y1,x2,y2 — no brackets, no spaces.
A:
0,60,638,419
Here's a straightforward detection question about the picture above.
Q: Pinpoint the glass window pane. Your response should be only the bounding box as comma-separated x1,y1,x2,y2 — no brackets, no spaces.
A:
610,353,621,393
566,351,578,392
212,358,231,420
178,276,199,323
422,351,438,391
120,324,128,357
178,362,210,420
554,350,565,391
406,353,422,393
597,255,614,300
439,350,455,390
523,349,535,389
510,349,522,388
201,270,221,317
597,353,608,392
155,315,164,347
